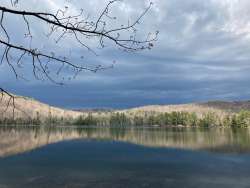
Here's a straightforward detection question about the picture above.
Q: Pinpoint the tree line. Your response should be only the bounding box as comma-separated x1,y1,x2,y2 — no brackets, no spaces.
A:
1,110,250,128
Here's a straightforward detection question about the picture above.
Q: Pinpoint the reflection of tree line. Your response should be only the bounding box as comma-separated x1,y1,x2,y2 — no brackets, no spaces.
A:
1,126,250,157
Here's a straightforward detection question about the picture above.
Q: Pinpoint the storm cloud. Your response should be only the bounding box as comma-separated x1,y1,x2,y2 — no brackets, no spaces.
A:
1,0,250,109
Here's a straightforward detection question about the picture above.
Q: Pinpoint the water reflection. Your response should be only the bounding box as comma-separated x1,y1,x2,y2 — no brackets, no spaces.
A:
1,126,250,157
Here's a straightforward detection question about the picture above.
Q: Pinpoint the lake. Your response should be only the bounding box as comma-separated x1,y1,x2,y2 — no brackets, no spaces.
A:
0,126,250,188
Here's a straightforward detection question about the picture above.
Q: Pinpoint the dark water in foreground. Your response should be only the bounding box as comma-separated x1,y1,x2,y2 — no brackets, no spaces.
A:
1,126,250,188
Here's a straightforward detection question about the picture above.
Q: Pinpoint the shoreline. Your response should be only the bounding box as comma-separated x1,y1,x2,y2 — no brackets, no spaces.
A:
0,124,248,129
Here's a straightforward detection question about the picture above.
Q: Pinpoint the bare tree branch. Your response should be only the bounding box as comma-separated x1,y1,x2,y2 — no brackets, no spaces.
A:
0,0,158,117
0,87,15,119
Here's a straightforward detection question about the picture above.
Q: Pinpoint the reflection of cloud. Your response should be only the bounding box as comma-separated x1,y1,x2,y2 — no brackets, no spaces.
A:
1,0,250,108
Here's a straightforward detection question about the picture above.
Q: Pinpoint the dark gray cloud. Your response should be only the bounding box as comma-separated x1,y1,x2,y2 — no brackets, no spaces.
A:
1,0,250,108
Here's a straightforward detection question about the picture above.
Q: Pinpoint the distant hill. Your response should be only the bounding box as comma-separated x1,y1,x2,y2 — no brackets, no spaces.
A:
123,101,250,118
199,101,250,112
124,103,224,117
0,93,81,120
1,92,250,121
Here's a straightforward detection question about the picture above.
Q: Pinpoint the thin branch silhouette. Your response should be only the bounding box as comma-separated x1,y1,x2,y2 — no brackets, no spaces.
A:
0,0,158,117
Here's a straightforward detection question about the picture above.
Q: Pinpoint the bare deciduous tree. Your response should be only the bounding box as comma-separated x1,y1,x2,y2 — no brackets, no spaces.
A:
0,0,158,113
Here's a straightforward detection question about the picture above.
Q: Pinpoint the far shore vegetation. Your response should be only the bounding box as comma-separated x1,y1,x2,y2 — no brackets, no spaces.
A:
1,110,250,128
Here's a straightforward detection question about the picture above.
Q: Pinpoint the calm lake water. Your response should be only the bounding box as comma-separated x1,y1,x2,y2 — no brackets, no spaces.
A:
1,126,250,188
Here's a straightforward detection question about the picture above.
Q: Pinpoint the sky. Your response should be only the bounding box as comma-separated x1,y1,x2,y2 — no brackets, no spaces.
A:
1,0,250,109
